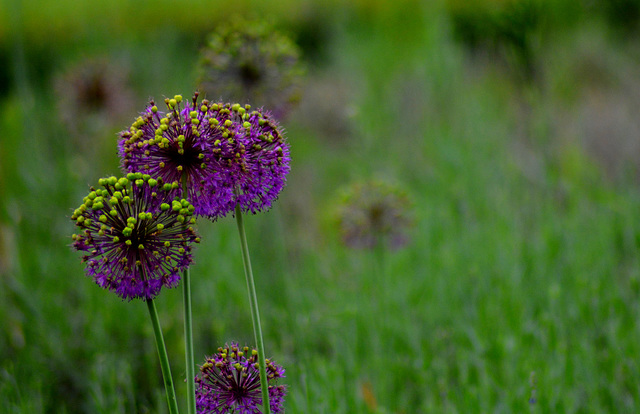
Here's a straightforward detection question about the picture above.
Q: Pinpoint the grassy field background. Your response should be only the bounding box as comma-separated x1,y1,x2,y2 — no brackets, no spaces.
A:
2,0,640,412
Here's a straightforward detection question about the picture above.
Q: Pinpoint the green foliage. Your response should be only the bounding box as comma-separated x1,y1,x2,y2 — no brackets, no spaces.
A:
2,1,640,413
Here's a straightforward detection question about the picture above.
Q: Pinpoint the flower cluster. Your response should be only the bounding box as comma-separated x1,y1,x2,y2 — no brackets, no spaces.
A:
118,94,290,219
335,179,413,249
70,174,200,300
195,343,286,414
197,18,304,119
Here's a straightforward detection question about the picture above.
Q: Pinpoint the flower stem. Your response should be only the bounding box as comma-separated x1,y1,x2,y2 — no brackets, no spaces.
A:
181,179,196,414
146,299,180,414
235,204,271,414
183,267,196,414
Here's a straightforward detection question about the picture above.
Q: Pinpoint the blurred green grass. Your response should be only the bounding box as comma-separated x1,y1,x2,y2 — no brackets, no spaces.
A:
2,0,640,412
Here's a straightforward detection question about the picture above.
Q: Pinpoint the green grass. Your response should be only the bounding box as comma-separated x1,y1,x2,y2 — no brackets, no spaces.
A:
1,0,640,412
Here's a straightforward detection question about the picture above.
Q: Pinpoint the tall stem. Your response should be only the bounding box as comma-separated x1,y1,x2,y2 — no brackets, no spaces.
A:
235,204,271,414
146,299,180,414
183,266,195,414
181,179,196,414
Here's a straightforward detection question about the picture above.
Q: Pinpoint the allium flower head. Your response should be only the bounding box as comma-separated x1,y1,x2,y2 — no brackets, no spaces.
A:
70,173,200,300
119,94,290,219
195,343,286,414
119,93,220,217
336,179,413,249
206,103,290,217
197,18,305,119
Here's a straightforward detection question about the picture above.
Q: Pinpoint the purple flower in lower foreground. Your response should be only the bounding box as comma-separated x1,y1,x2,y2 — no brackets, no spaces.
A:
70,173,200,300
196,343,286,413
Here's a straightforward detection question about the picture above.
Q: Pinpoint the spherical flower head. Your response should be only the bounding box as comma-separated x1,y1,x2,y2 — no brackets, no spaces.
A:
195,343,286,414
70,174,201,300
335,179,413,249
197,18,305,119
206,103,291,218
119,93,223,217
119,95,290,219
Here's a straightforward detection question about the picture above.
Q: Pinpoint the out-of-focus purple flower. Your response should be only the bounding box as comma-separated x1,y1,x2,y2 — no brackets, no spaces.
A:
70,173,200,301
119,95,290,220
195,343,286,414
197,18,305,120
335,179,413,250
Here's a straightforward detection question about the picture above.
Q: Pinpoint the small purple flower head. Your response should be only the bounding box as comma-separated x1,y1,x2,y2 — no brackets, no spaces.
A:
70,173,200,300
335,179,413,250
195,343,286,414
206,103,291,218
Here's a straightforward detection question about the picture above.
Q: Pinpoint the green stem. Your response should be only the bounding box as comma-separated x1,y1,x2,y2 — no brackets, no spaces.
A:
235,204,271,414
146,299,180,414
183,267,196,414
181,179,196,414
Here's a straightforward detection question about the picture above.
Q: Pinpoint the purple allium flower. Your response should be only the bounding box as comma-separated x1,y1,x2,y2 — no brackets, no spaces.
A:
70,173,200,301
335,179,413,250
197,18,305,119
195,343,286,414
206,103,290,218
119,95,290,219
119,94,220,217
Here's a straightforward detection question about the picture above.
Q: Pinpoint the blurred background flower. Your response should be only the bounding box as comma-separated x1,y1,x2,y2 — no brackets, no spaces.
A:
196,18,305,119
55,56,134,143
335,179,413,250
